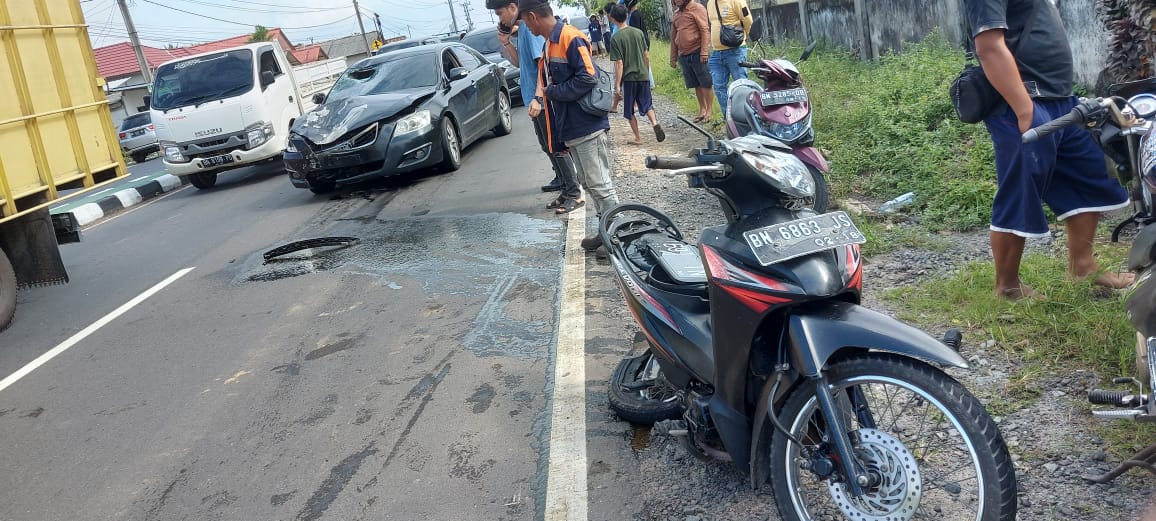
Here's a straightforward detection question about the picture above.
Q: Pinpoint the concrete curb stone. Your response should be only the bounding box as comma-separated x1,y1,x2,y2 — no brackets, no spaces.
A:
64,173,189,227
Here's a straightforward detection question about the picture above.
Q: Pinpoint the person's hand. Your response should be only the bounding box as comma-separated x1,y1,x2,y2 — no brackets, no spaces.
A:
700,54,708,64
528,98,542,118
497,31,512,47
1016,107,1034,134
670,58,677,69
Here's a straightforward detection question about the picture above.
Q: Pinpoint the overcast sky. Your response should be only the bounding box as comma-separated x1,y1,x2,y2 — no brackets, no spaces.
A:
80,0,580,50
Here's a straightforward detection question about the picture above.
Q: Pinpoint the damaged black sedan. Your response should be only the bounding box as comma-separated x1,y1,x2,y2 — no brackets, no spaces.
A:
285,43,513,193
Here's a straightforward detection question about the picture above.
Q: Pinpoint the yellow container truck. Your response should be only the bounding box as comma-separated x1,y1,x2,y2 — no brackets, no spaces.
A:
0,0,128,331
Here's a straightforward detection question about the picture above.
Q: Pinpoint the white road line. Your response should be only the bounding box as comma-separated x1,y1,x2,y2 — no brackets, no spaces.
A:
0,268,195,393
544,209,588,521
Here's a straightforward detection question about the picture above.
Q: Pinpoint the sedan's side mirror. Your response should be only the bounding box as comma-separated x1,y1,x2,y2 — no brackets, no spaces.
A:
448,67,470,82
260,70,276,89
312,92,327,105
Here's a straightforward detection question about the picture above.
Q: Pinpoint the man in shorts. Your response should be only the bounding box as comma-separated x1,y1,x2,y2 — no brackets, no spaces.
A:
669,0,712,122
609,4,664,145
968,0,1132,299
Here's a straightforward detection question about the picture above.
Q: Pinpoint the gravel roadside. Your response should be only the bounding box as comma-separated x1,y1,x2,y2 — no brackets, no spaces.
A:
585,66,1156,520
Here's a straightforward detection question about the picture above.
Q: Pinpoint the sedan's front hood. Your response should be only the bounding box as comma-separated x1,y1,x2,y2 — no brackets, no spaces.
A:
293,89,434,145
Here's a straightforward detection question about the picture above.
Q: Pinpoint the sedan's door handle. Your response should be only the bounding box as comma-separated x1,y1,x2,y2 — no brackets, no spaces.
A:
289,95,294,102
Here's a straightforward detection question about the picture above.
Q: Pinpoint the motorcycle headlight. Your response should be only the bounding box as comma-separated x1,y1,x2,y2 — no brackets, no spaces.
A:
740,150,815,198
395,110,432,136
765,116,812,144
163,144,185,163
246,121,274,148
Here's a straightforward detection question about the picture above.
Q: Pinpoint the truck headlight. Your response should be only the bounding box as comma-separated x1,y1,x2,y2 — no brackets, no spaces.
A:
164,145,185,162
247,121,275,148
395,110,431,136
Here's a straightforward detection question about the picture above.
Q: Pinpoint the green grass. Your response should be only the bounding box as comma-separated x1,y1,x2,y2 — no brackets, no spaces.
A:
885,244,1134,377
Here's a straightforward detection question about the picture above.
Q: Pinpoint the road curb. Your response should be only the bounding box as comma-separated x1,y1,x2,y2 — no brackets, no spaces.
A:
62,174,188,227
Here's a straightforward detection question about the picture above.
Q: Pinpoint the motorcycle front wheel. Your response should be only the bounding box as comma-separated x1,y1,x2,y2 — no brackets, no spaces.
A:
770,354,1017,521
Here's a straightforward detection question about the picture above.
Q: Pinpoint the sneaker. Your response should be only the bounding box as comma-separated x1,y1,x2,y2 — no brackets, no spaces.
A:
541,180,563,192
580,234,603,250
653,124,666,142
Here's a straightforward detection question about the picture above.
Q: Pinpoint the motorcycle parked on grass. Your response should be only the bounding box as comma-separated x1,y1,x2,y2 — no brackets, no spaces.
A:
724,42,830,212
604,115,1017,520
1021,81,1156,483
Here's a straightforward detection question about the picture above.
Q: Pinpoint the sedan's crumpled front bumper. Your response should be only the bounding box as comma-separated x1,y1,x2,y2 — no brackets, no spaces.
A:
284,121,443,188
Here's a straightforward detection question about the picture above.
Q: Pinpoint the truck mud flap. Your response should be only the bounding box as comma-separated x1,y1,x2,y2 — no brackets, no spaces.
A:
0,209,69,288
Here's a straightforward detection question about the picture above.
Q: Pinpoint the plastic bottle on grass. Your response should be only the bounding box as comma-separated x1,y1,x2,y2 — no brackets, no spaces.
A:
879,192,916,214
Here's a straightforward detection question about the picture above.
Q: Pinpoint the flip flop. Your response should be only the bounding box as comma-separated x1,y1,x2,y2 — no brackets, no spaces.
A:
692,116,706,123
546,195,566,210
653,124,666,142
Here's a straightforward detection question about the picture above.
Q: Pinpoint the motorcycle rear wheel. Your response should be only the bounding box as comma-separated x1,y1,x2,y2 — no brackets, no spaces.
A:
770,354,1016,521
607,350,683,425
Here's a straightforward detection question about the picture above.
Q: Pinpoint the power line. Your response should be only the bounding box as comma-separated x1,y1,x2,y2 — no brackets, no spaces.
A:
178,0,344,14
139,0,357,29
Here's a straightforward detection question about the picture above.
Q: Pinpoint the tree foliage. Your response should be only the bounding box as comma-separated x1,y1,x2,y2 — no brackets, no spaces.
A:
1100,0,1156,81
248,25,271,43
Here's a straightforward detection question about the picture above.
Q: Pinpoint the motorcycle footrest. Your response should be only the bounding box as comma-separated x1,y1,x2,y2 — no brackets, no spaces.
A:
1092,409,1144,420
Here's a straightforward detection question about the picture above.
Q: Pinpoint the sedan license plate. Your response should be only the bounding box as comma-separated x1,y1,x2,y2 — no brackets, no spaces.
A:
744,211,865,266
760,87,807,107
198,154,234,168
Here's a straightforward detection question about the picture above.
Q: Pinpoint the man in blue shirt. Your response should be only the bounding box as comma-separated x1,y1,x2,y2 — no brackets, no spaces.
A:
490,0,584,213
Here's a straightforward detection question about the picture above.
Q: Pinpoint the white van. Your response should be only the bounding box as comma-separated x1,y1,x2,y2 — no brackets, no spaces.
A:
150,42,339,189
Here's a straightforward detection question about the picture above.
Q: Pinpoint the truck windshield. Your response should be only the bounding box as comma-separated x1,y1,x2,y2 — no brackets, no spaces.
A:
326,53,437,103
151,50,255,111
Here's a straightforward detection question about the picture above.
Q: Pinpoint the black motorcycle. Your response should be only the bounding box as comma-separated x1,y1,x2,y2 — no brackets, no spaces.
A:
1022,82,1156,483
604,116,1017,520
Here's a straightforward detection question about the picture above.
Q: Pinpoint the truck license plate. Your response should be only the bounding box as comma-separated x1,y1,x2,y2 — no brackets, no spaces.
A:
743,211,865,266
198,154,234,168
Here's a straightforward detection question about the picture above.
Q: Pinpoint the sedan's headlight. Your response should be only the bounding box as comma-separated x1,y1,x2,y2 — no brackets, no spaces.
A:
285,139,298,153
395,110,432,136
740,151,814,198
246,121,275,148
163,145,185,163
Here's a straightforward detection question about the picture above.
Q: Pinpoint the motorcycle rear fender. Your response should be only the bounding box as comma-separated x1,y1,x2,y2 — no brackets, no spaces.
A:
746,301,967,489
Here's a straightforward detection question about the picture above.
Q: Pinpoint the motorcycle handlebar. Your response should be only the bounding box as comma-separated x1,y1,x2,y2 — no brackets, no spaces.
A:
645,155,700,170
1021,99,1103,143
738,61,759,68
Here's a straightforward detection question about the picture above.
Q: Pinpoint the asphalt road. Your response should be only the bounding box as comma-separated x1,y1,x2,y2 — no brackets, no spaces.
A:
0,119,643,521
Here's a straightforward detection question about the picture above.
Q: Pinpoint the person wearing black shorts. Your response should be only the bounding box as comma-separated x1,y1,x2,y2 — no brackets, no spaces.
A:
608,4,664,145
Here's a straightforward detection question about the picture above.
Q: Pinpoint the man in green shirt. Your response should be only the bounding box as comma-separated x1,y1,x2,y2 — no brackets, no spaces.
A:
609,4,664,145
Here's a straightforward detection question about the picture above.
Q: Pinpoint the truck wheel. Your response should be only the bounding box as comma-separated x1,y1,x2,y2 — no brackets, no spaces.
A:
131,151,147,164
0,249,16,333
189,172,218,189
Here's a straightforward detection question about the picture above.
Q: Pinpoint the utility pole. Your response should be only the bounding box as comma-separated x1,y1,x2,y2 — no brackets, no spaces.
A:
446,0,460,34
116,0,152,87
352,0,371,53
461,1,473,32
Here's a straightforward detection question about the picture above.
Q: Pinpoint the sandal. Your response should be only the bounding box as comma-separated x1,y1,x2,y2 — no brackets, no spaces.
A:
546,195,566,209
555,198,585,214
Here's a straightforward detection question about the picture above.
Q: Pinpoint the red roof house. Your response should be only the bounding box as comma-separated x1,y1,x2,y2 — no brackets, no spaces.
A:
93,28,327,81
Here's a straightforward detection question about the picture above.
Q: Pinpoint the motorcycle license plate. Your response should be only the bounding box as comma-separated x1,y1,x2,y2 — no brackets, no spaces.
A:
760,87,807,107
198,154,234,168
744,211,865,266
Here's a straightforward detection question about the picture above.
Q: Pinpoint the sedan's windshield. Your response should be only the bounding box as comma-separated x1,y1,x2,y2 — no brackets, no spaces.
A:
461,31,500,56
151,50,255,111
326,53,438,103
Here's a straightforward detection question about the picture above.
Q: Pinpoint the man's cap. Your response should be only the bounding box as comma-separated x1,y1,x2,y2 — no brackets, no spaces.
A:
514,0,549,19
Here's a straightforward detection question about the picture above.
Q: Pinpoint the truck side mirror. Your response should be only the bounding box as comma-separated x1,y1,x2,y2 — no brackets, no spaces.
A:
260,70,276,90
143,95,151,109
312,92,327,105
448,67,469,82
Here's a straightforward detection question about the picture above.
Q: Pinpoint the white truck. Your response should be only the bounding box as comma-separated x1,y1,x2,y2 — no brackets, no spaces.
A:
149,42,343,189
